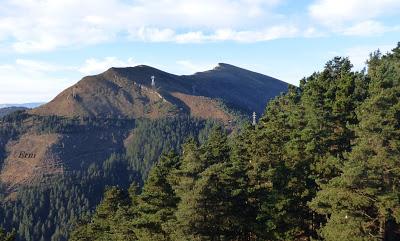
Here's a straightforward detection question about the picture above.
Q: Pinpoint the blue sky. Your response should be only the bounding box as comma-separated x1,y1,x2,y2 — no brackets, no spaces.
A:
0,0,399,103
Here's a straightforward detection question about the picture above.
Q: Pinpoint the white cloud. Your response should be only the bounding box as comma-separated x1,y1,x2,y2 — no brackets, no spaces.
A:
309,0,400,26
340,21,400,36
0,56,142,103
0,60,73,103
0,0,292,52
134,27,176,42
207,26,299,42
15,59,75,73
303,27,325,38
78,57,137,75
309,0,400,37
0,0,398,51
129,25,299,43
175,31,208,43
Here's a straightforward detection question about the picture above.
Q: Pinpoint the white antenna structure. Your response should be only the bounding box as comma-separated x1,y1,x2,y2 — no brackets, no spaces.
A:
252,112,257,126
151,76,156,88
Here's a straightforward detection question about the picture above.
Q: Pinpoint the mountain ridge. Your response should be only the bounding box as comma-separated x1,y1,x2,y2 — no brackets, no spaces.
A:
0,63,289,240
30,63,289,119
1,63,288,193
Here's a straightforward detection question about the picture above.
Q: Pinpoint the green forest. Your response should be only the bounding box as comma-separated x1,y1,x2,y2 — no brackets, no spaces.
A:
0,116,218,241
70,44,400,241
1,43,400,241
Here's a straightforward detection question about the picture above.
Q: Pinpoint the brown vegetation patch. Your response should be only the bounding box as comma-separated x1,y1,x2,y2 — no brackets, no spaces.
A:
0,133,63,191
171,92,233,123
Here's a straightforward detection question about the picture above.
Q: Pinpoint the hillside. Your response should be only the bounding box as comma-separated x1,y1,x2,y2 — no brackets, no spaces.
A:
0,63,288,241
70,46,400,241
2,64,286,191
186,63,288,113
0,107,27,118
1,64,287,188
31,64,288,119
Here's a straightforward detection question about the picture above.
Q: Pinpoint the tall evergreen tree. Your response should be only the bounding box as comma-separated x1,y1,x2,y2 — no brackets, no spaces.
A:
301,57,366,184
200,127,231,167
172,127,255,240
70,186,130,241
133,151,179,241
172,138,203,196
250,86,317,239
310,43,400,240
227,125,258,240
0,228,15,241
169,128,231,240
169,138,202,240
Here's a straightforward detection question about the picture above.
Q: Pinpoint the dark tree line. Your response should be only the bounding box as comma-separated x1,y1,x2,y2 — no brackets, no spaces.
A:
0,116,218,241
71,44,400,241
125,116,219,179
0,227,15,241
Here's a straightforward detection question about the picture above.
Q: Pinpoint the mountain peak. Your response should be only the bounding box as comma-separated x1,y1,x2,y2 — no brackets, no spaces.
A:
208,63,239,72
217,63,236,68
31,64,289,118
107,65,171,75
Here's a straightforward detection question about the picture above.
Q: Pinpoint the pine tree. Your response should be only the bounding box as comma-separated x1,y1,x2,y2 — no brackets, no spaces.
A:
172,138,203,196
133,151,179,241
169,138,202,240
69,187,130,241
107,182,141,241
169,128,231,240
310,44,400,240
227,126,258,240
200,126,231,167
188,162,236,240
0,228,15,241
250,86,317,239
300,57,365,184
172,127,255,240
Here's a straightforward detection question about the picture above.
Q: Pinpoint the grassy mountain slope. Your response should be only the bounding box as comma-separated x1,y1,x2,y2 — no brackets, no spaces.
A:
0,64,288,241
1,64,288,191
31,64,288,119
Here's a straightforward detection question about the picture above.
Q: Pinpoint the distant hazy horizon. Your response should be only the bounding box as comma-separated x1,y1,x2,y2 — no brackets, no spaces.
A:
0,102,45,108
